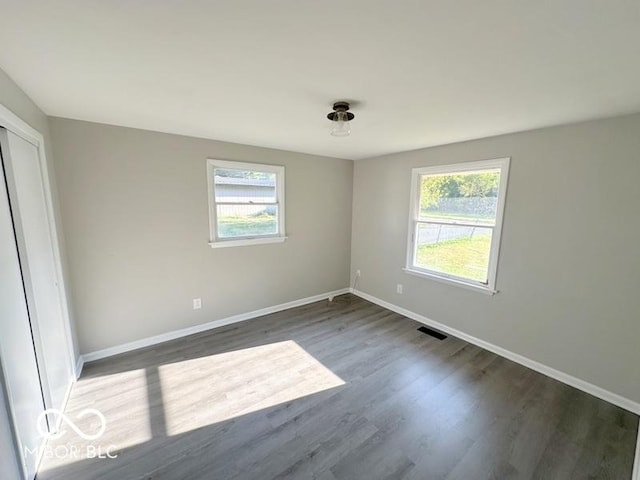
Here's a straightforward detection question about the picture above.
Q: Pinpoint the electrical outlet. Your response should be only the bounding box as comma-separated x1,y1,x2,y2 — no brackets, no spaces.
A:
356,270,361,277
396,284,403,294
193,298,202,310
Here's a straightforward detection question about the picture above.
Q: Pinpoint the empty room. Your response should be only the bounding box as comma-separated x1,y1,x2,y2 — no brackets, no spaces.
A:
1,1,639,479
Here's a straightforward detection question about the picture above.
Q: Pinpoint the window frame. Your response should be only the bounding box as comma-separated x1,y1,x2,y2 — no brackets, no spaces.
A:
206,159,286,248
404,157,510,294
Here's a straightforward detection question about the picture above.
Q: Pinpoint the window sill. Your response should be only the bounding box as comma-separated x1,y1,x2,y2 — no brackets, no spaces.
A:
402,268,498,295
209,236,287,249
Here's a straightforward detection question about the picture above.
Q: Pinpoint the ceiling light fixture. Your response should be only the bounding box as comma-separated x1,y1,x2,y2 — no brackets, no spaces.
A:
327,101,354,137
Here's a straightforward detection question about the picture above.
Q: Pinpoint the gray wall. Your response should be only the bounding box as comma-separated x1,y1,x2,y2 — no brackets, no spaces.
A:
351,113,640,404
49,118,353,354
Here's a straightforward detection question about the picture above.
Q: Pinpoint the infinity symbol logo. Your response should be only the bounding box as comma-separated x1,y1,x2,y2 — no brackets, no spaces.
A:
37,408,107,440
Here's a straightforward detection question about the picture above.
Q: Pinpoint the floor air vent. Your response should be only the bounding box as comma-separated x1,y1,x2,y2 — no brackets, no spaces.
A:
417,326,447,340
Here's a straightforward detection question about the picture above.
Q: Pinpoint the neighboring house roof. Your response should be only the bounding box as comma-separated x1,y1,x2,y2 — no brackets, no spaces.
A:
214,176,275,187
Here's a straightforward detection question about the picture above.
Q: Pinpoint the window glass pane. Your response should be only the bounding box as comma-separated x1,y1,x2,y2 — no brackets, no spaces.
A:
217,204,278,238
414,223,492,283
214,168,276,203
419,169,500,225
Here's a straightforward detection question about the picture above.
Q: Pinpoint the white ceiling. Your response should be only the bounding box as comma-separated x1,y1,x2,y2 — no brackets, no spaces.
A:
1,1,639,160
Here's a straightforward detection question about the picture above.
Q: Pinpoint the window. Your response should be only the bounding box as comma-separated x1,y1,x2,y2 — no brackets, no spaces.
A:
207,159,286,248
405,158,510,293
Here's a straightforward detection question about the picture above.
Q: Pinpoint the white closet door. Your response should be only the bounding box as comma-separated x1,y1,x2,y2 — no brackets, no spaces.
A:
0,373,24,480
0,128,72,413
0,140,44,479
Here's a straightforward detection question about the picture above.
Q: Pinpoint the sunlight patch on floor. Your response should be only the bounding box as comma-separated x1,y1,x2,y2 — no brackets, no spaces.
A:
38,368,153,472
158,340,345,436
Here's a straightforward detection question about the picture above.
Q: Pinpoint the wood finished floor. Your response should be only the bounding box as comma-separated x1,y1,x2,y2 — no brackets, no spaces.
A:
38,294,638,480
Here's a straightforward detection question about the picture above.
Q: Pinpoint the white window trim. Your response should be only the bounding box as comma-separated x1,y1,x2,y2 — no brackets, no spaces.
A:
207,159,286,248
404,157,510,294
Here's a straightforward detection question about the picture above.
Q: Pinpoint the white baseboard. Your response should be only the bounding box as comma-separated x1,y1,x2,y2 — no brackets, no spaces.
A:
75,355,84,380
56,379,74,431
81,288,350,364
351,288,640,416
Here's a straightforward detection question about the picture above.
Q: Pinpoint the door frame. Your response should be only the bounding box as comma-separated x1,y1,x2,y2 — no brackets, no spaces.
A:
0,104,76,480
0,104,77,389
0,103,76,374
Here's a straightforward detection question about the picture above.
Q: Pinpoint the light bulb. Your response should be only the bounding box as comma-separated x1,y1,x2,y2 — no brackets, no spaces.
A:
331,111,351,137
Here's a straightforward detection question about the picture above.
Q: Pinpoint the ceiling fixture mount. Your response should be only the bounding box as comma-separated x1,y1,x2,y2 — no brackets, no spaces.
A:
327,101,354,137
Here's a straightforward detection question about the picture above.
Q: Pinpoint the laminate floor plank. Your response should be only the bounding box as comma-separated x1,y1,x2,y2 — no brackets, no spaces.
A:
37,294,638,480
